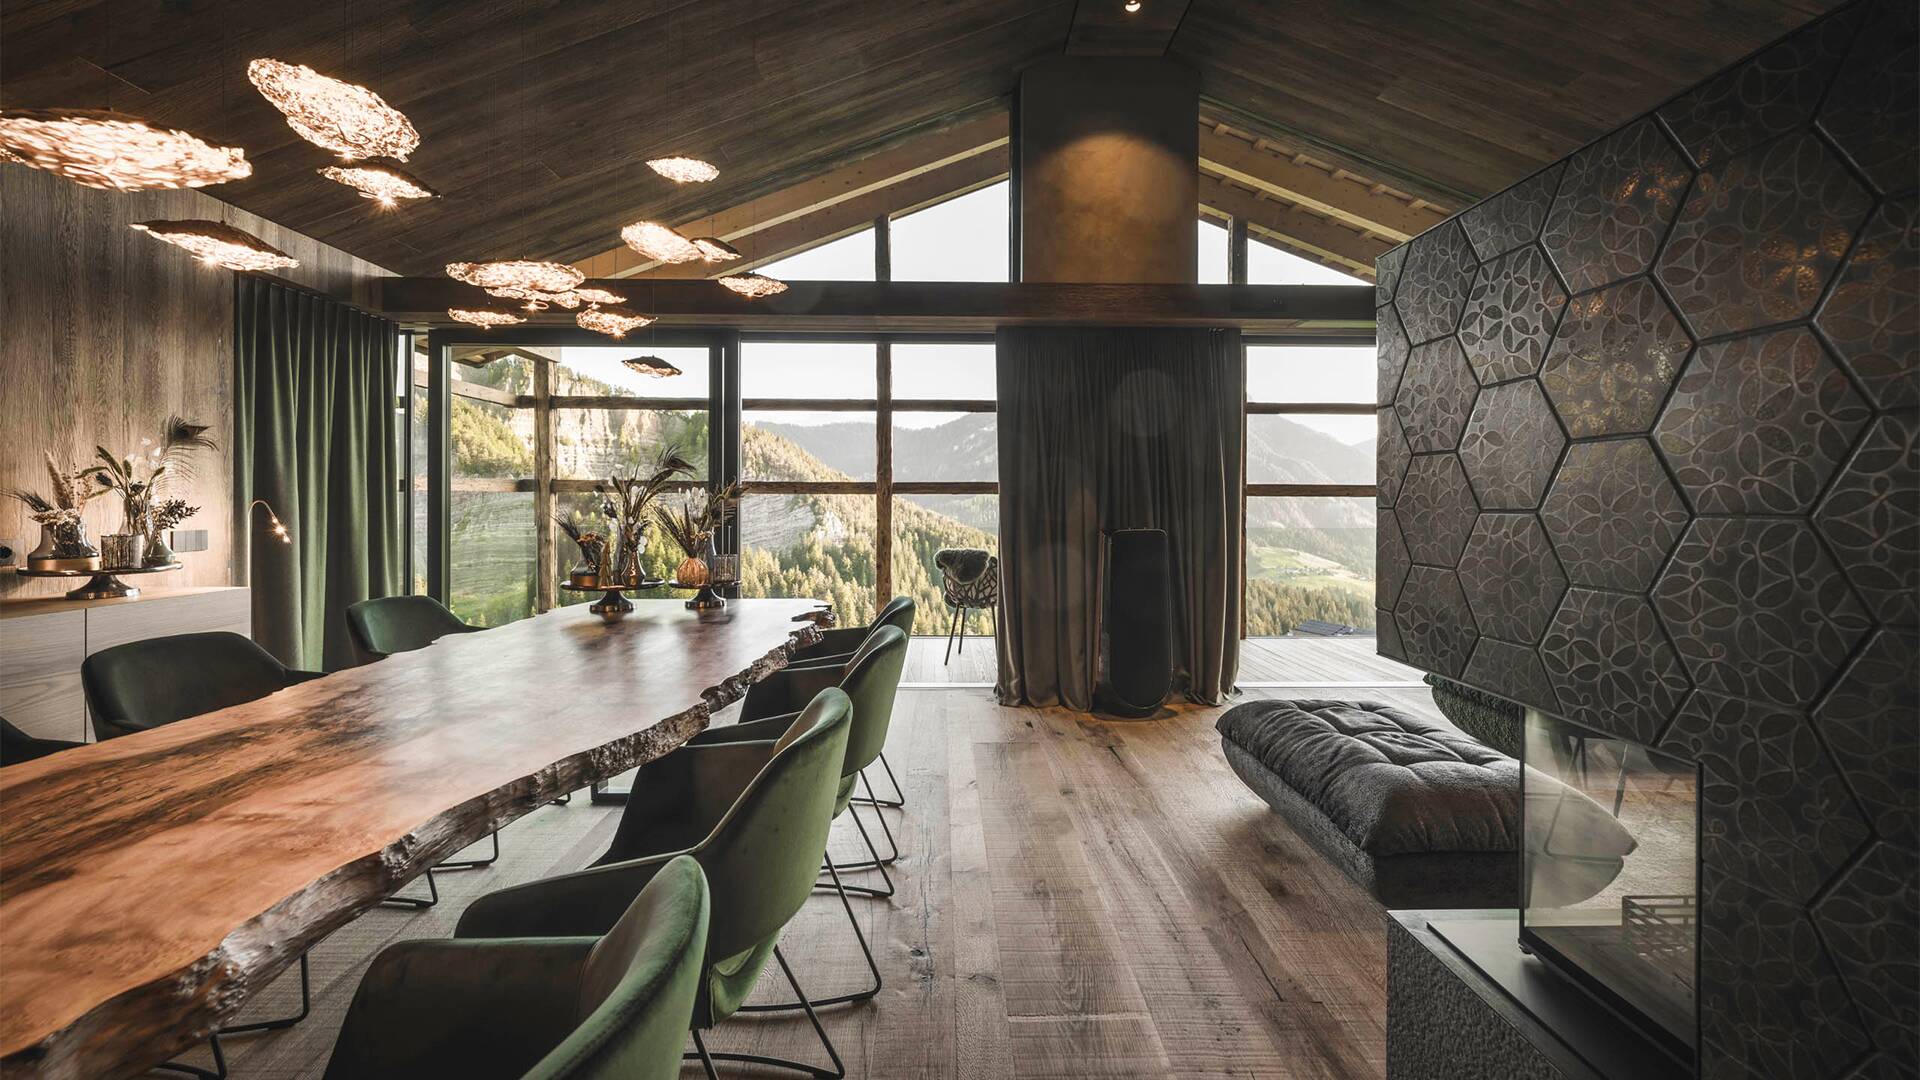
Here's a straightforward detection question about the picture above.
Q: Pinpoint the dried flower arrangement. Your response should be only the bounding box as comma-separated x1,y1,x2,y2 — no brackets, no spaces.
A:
655,480,741,586
595,447,697,586
7,453,103,567
85,416,217,564
555,512,609,587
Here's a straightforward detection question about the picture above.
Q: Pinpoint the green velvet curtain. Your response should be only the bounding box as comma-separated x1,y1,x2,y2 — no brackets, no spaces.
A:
234,278,401,672
994,326,1244,710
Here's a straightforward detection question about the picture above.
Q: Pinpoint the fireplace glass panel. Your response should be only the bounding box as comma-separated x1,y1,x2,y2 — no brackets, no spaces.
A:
1521,709,1698,1055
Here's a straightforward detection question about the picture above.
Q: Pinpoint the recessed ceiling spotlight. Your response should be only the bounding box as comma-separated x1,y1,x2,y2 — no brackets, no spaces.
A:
1124,0,1142,11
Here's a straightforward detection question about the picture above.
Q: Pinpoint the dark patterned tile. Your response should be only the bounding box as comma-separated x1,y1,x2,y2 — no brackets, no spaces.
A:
1818,197,1918,411
1657,132,1873,340
1541,278,1692,438
1459,246,1568,385
1459,162,1565,262
1377,302,1414,406
1394,337,1478,453
1814,842,1920,1073
1375,610,1406,662
1540,588,1690,744
1542,119,1693,293
1458,380,1564,510
1394,566,1477,678
1378,508,1411,611
1654,519,1872,709
1396,453,1478,567
1541,438,1691,592
1658,6,1860,167
1700,867,1871,1079
1392,220,1478,344
1378,407,1412,509
1461,637,1558,712
1815,412,1919,626
1456,514,1566,644
1818,0,1920,198
1662,691,1869,904
1376,244,1408,310
1655,327,1871,515
1814,630,1919,851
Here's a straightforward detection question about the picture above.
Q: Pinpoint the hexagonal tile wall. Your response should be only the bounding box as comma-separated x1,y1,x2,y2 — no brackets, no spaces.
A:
1458,161,1565,262
1815,412,1919,626
1540,438,1691,593
1456,514,1566,644
1541,118,1693,293
1458,245,1568,385
1654,518,1872,710
1812,842,1920,1074
1375,243,1408,310
1462,638,1558,713
1394,566,1477,678
1816,197,1917,411
1655,327,1870,515
1377,303,1413,406
1377,407,1412,508
1540,588,1690,744
1657,132,1873,340
1816,0,1920,197
1662,690,1869,904
1396,453,1478,567
1458,380,1565,509
1377,508,1411,612
1394,337,1478,452
1375,611,1406,663
1814,630,1918,851
1657,5,1861,168
1393,220,1477,344
1540,278,1693,438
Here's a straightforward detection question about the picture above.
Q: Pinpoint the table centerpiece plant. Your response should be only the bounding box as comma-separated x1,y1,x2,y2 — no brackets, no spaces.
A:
655,480,742,586
596,446,697,587
7,453,103,571
85,416,216,567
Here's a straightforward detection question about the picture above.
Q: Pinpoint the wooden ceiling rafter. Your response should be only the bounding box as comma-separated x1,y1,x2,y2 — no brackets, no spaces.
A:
1197,117,1449,242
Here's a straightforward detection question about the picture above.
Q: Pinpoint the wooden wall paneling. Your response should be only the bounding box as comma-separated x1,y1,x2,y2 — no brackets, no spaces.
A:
82,588,253,656
0,610,87,742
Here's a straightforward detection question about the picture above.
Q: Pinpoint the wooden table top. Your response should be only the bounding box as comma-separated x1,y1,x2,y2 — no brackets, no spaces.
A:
0,598,824,1080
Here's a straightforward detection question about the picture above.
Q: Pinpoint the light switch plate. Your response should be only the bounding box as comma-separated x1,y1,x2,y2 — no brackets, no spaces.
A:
169,529,210,554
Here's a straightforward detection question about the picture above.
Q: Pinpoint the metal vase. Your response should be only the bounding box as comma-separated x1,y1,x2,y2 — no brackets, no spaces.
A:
101,533,146,570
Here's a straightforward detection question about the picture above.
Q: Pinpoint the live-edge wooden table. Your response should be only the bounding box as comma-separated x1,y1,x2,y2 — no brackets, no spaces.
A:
0,599,823,1080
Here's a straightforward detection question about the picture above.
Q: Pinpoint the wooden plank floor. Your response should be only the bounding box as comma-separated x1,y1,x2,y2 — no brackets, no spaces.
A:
162,682,1432,1079
902,635,1428,689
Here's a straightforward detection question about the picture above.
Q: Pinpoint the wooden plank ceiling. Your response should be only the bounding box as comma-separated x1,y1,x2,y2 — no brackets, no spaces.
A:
0,0,1842,276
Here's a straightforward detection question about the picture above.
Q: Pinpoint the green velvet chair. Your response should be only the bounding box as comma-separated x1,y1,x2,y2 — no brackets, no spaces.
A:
0,717,82,767
455,689,854,1080
681,625,908,1010
345,594,482,663
323,854,711,1080
81,631,323,742
757,596,914,812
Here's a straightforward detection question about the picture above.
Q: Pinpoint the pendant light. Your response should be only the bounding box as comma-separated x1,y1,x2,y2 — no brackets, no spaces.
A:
320,161,436,205
648,157,719,183
449,308,526,328
621,355,684,378
130,220,299,271
248,59,420,161
718,272,788,299
0,109,250,191
577,305,656,338
447,260,586,294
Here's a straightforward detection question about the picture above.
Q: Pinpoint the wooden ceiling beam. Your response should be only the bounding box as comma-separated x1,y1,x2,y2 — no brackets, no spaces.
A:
634,148,1009,279
576,112,1010,279
1197,175,1388,279
1199,125,1445,242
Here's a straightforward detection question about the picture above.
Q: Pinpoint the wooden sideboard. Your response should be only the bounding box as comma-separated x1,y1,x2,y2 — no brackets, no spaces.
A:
0,587,251,742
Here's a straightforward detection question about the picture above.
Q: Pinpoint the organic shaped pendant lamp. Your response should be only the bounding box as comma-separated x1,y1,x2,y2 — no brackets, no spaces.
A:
619,220,703,264
572,287,627,306
0,109,250,191
718,273,788,299
248,59,419,161
576,305,655,338
486,285,583,309
647,157,718,183
446,260,585,294
129,220,298,271
448,307,525,328
621,355,683,378
319,161,436,205
692,236,741,262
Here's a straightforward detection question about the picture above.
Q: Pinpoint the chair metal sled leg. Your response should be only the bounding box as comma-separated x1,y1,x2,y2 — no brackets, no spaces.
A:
217,953,311,1035
849,750,906,810
685,946,848,1078
431,829,500,871
821,800,897,899
831,772,901,871
153,1035,226,1080
379,865,440,909
747,853,882,1012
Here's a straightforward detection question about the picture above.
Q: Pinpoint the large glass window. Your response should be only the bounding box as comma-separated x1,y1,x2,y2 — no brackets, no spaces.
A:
448,349,538,627
1247,233,1369,286
757,227,876,280
1198,217,1231,284
891,181,1009,282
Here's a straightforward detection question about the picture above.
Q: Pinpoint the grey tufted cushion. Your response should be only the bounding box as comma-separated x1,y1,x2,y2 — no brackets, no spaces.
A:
1217,699,1519,855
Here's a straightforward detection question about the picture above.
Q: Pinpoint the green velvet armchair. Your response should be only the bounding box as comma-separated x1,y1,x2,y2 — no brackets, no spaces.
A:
0,718,81,767
80,631,322,742
455,690,855,1080
785,595,914,669
324,854,710,1080
345,594,483,663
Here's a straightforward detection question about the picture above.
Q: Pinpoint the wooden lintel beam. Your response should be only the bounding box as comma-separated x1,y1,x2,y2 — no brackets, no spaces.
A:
639,150,1008,280
378,279,1377,333
1198,176,1387,278
1200,126,1443,241
576,112,1010,279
